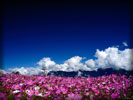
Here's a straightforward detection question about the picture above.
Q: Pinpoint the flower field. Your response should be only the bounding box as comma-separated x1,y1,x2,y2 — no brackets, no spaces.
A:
0,74,133,100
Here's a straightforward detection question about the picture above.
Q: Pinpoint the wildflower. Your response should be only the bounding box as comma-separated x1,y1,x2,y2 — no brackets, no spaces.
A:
12,84,20,90
26,89,34,96
43,92,50,97
13,90,20,94
66,93,82,100
102,82,106,85
56,90,61,95
97,83,100,85
112,88,115,90
111,93,119,99
35,90,39,96
20,83,23,86
0,93,5,98
35,86,40,90
25,89,30,93
27,80,34,85
85,92,89,96
60,88,68,94
48,86,53,90
90,94,94,100
38,93,43,97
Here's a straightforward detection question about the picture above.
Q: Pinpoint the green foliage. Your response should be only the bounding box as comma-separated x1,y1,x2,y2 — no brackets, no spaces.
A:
20,96,27,100
6,94,15,100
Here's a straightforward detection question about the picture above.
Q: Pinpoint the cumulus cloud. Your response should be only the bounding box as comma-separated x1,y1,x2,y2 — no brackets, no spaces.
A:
37,47,133,72
123,42,128,47
37,57,56,67
95,47,133,70
4,42,133,75
85,59,97,71
6,67,42,75
38,56,91,72
63,56,88,71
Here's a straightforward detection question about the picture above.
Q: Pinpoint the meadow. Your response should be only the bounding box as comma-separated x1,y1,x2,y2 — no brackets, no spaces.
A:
0,73,133,100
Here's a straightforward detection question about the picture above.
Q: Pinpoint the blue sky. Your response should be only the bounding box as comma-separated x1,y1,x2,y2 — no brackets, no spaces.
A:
3,2,130,70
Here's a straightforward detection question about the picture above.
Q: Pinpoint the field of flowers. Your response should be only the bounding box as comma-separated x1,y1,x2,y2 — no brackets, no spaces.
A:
0,73,133,100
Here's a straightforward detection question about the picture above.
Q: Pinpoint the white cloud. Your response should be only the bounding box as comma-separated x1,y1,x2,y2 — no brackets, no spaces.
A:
123,42,128,47
6,66,42,75
63,56,85,71
85,59,97,71
95,47,133,70
4,42,133,75
37,47,133,72
37,57,56,67
38,56,91,72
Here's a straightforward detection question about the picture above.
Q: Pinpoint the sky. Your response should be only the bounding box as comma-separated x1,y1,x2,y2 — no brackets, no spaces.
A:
2,1,131,73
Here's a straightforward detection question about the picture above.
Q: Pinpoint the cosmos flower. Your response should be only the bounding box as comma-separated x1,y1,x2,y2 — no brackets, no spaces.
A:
34,86,40,90
56,90,61,95
13,90,20,94
0,74,132,100
0,93,5,99
66,93,82,100
34,90,39,96
85,92,90,96
111,92,119,99
26,89,34,96
11,84,20,90
26,80,34,85
60,88,68,94
38,93,43,97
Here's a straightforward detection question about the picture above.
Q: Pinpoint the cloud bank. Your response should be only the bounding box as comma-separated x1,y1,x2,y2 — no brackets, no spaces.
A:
4,44,133,75
6,67,42,75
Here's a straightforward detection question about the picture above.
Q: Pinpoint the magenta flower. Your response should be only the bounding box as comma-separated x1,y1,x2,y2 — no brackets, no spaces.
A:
26,80,34,85
56,90,61,95
60,88,68,94
11,84,20,90
43,92,51,98
0,93,5,99
66,93,82,100
0,73,132,100
66,93,75,100
26,89,34,96
111,92,119,99
85,92,89,96
34,90,39,96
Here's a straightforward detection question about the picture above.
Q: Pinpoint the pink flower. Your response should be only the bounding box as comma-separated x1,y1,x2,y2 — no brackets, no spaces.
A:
90,94,94,100
60,88,68,94
26,89,34,96
26,80,34,85
66,93,75,100
56,90,61,95
85,92,89,96
11,84,20,90
111,93,119,99
43,92,51,98
0,73,132,100
48,86,53,90
66,93,82,100
0,93,5,99
34,90,39,96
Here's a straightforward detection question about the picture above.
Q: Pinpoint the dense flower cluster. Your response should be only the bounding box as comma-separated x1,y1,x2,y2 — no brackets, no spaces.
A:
0,74,133,100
